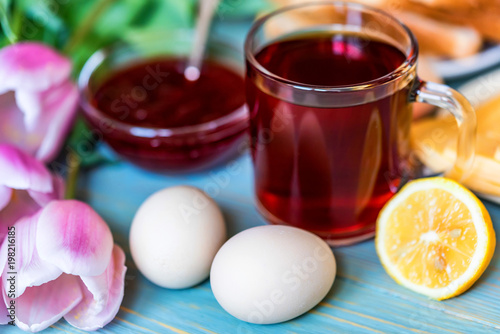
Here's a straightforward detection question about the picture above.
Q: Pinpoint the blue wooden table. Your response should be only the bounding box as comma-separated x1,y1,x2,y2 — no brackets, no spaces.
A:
6,21,500,334
18,153,500,334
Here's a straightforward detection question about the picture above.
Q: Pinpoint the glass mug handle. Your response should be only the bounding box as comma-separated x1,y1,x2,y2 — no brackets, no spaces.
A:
411,79,477,182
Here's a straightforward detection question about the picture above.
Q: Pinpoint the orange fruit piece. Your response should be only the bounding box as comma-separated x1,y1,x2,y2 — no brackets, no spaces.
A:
376,177,496,300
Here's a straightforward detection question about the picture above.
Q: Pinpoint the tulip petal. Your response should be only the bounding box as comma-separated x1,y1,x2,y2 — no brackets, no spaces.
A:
6,274,82,332
65,245,126,331
0,212,62,297
0,88,73,163
34,81,78,162
0,144,52,192
36,200,113,276
15,90,42,132
0,186,12,211
0,41,77,162
0,184,12,244
0,43,77,162
0,93,36,157
0,190,41,243
28,174,65,207
0,42,72,93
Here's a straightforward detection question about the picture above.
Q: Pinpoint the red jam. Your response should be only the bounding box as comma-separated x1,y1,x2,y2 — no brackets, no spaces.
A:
88,58,247,172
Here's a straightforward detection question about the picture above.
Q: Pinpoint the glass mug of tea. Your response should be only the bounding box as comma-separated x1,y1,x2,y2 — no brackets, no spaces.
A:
245,1,476,246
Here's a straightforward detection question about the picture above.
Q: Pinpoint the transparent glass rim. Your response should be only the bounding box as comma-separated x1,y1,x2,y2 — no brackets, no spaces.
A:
244,1,419,92
78,31,248,138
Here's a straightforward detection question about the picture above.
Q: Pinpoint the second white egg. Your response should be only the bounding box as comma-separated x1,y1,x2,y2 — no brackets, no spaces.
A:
210,225,336,324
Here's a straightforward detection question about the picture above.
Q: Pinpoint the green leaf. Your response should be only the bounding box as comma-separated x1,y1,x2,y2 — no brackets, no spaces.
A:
0,0,9,10
0,0,17,43
142,0,195,29
14,0,67,46
91,0,147,38
60,0,152,71
123,0,195,43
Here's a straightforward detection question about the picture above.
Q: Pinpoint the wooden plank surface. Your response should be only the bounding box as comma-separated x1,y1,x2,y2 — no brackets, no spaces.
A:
4,152,499,334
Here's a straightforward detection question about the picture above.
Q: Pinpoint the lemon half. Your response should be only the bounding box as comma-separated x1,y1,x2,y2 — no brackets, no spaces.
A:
376,177,496,300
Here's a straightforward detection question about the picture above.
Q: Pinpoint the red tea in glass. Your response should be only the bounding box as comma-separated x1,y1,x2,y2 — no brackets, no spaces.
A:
245,2,475,245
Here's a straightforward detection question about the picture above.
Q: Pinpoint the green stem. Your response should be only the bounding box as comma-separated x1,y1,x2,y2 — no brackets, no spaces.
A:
0,4,17,44
65,151,81,200
63,0,115,55
10,2,22,40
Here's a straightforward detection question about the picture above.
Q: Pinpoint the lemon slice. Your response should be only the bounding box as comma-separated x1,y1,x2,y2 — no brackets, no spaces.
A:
376,177,496,300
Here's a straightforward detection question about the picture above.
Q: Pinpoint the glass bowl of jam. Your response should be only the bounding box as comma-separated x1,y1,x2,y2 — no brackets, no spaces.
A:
78,31,248,172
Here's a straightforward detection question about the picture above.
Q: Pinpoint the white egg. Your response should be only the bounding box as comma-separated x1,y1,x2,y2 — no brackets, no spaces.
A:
210,225,336,324
130,185,226,289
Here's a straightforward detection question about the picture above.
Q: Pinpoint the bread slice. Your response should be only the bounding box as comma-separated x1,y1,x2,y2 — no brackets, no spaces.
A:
437,9,500,42
405,2,500,42
409,0,481,10
394,11,482,58
465,9,500,42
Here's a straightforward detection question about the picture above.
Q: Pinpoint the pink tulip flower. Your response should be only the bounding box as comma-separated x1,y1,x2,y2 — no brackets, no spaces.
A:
0,144,63,243
0,200,127,332
0,42,78,162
